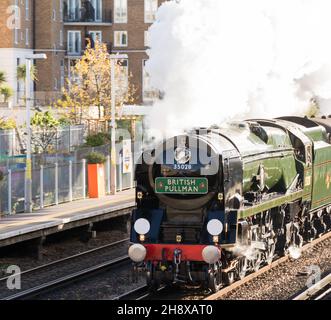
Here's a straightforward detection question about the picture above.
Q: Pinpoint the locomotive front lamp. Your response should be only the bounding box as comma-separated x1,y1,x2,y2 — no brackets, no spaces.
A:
212,235,219,244
137,191,143,199
176,234,182,243
134,218,151,235
139,234,146,242
207,219,223,236
202,246,221,264
128,244,147,263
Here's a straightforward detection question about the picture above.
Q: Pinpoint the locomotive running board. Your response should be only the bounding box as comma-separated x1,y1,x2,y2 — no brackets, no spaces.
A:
238,190,304,219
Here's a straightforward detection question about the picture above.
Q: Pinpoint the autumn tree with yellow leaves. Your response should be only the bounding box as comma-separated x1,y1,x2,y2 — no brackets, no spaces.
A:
56,40,135,124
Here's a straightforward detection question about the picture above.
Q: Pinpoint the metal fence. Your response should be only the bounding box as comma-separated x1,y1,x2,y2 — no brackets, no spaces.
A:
0,129,17,157
0,125,85,164
0,151,135,216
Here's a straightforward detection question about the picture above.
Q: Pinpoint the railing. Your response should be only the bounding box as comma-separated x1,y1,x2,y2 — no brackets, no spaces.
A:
64,7,112,24
65,41,113,56
0,150,135,216
0,126,85,162
0,129,16,158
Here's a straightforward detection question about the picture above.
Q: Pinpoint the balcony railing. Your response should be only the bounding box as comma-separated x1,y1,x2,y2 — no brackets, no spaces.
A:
65,40,113,57
63,7,112,24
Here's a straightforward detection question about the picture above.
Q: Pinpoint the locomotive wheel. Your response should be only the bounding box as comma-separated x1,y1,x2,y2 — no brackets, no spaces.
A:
208,263,222,293
313,218,326,237
265,243,275,265
237,257,248,280
222,271,235,286
323,214,331,231
252,252,262,272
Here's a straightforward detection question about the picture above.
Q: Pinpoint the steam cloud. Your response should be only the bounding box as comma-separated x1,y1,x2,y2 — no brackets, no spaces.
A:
145,0,331,136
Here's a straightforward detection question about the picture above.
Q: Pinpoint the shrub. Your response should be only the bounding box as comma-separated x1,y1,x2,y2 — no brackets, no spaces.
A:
85,133,111,147
0,85,13,103
58,117,72,127
86,152,106,164
0,117,16,129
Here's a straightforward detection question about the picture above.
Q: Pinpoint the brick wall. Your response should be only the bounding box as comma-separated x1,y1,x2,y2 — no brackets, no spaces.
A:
0,0,167,106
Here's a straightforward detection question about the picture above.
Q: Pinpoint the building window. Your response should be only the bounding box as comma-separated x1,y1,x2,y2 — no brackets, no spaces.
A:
114,31,127,47
17,58,20,104
25,28,29,45
60,60,65,88
79,0,102,22
14,29,18,44
90,0,102,21
68,30,81,54
144,0,158,23
143,59,158,102
54,78,58,90
89,31,102,43
25,0,29,20
53,9,56,21
144,30,150,47
68,0,80,21
114,0,127,23
15,0,20,19
117,59,129,95
60,30,63,46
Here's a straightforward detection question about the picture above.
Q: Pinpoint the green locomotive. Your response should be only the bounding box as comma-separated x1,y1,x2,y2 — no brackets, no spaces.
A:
129,116,331,292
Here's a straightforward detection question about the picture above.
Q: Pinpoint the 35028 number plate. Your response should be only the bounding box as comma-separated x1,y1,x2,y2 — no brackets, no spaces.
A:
155,177,208,194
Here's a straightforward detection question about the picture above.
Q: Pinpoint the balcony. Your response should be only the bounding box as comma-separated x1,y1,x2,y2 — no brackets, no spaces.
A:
64,6,112,26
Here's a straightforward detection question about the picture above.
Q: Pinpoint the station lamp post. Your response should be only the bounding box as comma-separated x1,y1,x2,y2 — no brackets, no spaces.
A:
24,53,47,213
109,53,128,195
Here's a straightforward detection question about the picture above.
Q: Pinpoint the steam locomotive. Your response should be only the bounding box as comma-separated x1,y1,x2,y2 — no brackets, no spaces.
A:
128,116,331,292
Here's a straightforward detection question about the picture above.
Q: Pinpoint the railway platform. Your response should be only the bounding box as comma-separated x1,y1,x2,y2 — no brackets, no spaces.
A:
0,189,135,250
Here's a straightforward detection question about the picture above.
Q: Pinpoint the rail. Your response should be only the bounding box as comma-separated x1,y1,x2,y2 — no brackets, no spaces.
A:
205,231,331,300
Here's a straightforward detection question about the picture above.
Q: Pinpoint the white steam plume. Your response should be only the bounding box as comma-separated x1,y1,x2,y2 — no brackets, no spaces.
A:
145,0,331,136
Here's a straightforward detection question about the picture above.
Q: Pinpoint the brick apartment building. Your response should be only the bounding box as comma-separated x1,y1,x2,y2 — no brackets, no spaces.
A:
0,0,165,108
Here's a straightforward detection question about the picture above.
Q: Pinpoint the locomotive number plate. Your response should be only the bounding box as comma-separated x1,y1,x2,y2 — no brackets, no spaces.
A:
155,177,208,194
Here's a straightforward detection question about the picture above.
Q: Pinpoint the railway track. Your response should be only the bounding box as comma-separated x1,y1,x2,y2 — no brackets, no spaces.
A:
114,285,168,300
0,238,130,300
203,231,331,300
292,272,331,300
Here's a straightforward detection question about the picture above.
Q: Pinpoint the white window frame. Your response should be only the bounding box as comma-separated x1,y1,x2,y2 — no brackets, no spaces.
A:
14,29,18,45
68,0,81,21
53,9,56,21
14,0,20,30
142,59,158,102
60,29,63,46
89,31,102,43
67,30,81,55
90,0,102,22
25,28,29,45
114,0,127,24
142,59,150,102
25,0,29,20
60,60,65,88
144,0,158,23
114,31,128,47
60,0,63,21
117,59,129,95
144,30,150,47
